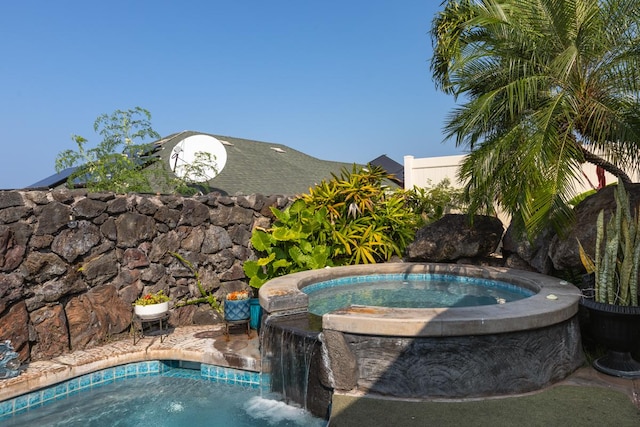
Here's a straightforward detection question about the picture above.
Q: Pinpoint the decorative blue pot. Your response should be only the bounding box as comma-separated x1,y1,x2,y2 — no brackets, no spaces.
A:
250,298,262,330
224,299,250,321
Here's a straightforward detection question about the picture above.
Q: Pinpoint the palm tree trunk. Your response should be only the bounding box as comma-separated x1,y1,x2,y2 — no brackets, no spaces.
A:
581,146,632,184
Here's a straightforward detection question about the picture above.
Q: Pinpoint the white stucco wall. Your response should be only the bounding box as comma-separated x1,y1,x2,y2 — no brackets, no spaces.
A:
404,154,634,194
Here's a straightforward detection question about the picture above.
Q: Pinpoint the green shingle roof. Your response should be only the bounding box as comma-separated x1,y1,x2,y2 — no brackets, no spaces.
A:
156,131,358,196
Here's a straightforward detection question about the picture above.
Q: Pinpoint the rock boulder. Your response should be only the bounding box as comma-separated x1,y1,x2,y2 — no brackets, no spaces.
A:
406,214,504,262
549,183,640,271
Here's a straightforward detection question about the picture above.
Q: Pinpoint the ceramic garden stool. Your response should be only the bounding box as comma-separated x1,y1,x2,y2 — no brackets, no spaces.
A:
131,311,170,345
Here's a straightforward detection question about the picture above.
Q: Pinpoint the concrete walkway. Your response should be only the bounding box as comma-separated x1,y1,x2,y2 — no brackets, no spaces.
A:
1,325,639,425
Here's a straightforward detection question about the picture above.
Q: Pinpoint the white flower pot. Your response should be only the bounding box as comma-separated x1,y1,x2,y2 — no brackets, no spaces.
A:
134,302,169,320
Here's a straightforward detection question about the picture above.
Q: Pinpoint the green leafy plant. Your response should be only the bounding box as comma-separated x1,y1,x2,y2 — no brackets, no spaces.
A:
170,252,223,314
55,107,218,195
578,184,640,306
400,178,465,223
133,290,170,306
431,0,640,238
243,199,333,289
55,107,164,193
302,165,421,264
244,165,435,288
172,151,219,196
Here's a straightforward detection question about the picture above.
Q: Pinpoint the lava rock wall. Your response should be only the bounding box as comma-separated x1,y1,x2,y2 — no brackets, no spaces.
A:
0,189,288,362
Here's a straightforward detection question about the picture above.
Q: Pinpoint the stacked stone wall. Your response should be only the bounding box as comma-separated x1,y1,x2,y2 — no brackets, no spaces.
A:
0,189,288,362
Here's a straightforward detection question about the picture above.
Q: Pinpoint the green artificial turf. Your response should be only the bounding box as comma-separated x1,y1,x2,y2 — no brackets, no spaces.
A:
329,386,639,427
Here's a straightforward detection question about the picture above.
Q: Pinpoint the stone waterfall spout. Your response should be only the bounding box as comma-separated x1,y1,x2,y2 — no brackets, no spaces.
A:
0,340,21,379
261,312,333,420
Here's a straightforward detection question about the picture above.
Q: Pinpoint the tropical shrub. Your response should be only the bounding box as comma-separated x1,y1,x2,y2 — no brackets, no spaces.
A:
578,184,640,306
302,165,421,264
244,165,463,288
242,199,334,289
401,178,465,223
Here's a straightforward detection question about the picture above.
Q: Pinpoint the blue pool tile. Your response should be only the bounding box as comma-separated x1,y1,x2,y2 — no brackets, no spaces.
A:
0,400,13,417
138,362,149,374
102,368,114,382
67,377,79,392
217,368,227,380
79,374,92,389
14,395,29,411
148,360,160,373
125,364,138,376
201,365,210,377
27,391,42,407
42,387,56,401
54,382,68,397
115,366,126,378
250,372,260,384
91,371,103,384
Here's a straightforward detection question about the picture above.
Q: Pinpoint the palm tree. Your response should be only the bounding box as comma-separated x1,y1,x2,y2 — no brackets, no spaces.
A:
431,0,640,237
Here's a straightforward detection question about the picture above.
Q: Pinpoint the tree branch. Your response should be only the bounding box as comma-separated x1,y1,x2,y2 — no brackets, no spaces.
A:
580,146,632,184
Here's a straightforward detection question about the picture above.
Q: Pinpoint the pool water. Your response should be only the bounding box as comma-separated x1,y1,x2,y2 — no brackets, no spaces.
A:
304,274,535,316
3,373,325,427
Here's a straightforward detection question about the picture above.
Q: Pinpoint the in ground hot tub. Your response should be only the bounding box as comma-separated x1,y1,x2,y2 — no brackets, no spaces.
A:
259,263,583,399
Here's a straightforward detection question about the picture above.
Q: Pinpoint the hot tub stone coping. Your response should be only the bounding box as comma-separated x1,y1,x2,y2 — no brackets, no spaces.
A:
258,263,582,337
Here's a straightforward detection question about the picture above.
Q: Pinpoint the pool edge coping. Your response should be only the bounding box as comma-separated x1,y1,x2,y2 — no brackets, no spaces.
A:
0,325,260,403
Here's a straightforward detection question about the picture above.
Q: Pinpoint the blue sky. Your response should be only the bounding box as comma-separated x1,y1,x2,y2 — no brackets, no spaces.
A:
0,1,461,190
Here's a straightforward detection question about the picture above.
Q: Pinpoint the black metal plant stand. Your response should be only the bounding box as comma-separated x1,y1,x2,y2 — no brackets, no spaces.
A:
223,318,251,340
131,312,170,345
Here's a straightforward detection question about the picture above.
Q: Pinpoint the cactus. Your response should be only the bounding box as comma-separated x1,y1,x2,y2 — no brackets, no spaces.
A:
581,184,640,306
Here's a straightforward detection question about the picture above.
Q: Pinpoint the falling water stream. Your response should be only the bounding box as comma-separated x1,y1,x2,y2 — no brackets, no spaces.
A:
260,312,332,419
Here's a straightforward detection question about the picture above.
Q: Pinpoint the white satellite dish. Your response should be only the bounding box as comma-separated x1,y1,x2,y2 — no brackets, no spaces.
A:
169,135,227,182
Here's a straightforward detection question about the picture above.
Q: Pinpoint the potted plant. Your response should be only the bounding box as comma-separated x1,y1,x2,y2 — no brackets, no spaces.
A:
224,290,251,321
578,183,640,378
133,290,170,320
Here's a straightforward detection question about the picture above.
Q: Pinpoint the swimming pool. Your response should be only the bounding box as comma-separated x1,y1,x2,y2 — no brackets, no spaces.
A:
0,361,325,426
